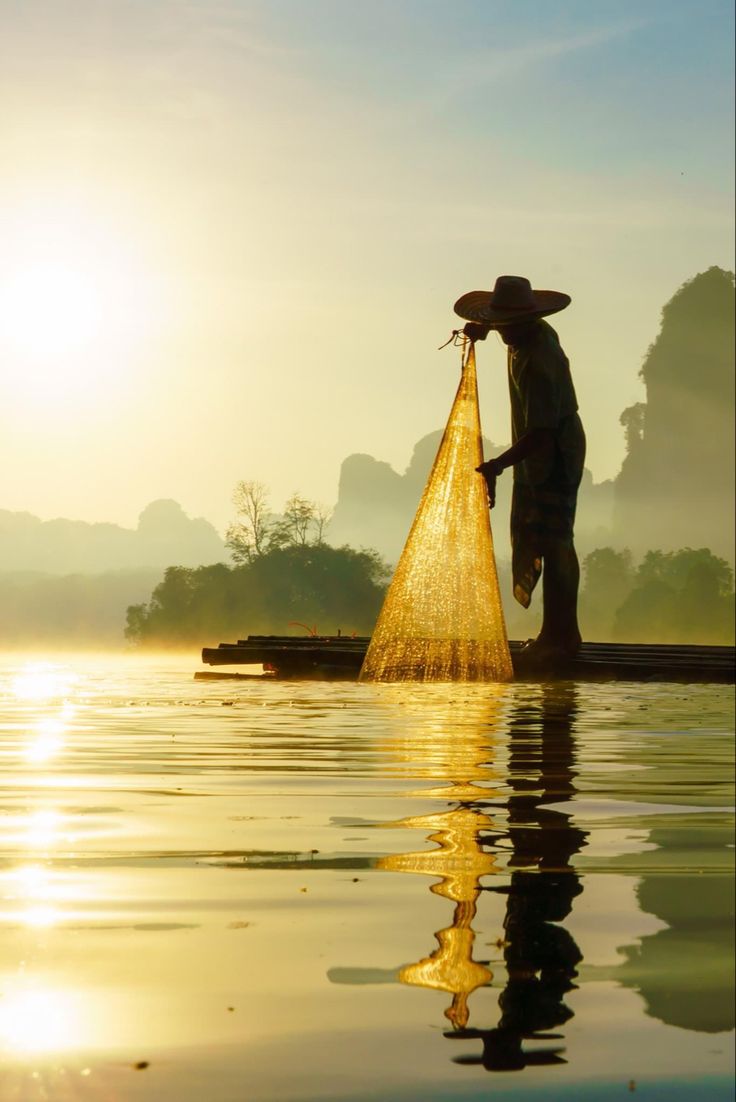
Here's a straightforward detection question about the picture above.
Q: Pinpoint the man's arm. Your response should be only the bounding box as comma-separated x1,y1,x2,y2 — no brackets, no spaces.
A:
481,428,555,475
476,429,554,507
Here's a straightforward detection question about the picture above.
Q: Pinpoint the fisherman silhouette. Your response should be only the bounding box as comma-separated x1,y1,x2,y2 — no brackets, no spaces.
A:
454,276,586,667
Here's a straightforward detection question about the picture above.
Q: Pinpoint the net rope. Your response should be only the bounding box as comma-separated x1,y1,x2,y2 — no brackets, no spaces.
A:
360,343,513,682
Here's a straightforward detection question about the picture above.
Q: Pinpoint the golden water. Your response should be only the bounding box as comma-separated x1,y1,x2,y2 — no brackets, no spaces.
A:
0,656,733,1101
360,344,513,682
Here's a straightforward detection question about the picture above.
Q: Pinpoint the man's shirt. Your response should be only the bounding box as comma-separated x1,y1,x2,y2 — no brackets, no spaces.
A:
507,320,585,487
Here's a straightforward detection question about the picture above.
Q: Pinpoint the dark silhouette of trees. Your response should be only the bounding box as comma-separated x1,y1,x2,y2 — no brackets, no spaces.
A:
619,403,645,456
579,548,635,640
578,546,734,644
125,545,389,647
613,548,734,643
129,536,733,648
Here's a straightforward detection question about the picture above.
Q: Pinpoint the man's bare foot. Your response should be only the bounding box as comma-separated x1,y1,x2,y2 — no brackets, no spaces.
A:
516,635,582,665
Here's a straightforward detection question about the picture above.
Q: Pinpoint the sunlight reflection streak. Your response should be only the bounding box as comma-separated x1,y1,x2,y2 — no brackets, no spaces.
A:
0,987,81,1053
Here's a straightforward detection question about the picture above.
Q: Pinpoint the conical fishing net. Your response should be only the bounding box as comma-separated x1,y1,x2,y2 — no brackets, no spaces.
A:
360,343,513,682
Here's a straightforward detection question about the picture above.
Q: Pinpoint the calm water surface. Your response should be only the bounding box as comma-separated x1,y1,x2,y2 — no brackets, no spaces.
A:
0,656,733,1101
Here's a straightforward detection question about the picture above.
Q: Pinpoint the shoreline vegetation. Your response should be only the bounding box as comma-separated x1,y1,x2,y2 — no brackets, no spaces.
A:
0,539,732,651
122,540,734,651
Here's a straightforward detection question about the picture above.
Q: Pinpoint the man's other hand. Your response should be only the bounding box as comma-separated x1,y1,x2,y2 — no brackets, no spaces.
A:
476,466,497,509
476,459,505,509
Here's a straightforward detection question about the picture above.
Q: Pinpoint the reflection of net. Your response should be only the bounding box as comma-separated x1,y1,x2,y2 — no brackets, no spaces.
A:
360,344,513,682
375,693,503,1027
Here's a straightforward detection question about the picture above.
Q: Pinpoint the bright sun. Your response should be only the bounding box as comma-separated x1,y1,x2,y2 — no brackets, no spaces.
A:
1,261,104,359
0,199,165,403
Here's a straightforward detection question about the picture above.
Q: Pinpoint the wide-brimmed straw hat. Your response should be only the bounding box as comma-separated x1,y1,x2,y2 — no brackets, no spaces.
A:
454,275,570,327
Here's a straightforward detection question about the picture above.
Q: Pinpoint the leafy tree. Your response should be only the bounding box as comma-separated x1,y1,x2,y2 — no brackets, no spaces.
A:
614,578,679,644
226,481,274,563
579,547,635,640
312,502,332,544
635,548,733,596
125,544,389,647
270,494,325,549
226,483,333,561
619,403,645,455
614,548,734,643
576,545,734,644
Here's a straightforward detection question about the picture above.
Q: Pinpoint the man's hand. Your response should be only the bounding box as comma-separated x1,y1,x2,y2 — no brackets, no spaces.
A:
463,322,491,342
476,459,504,509
477,459,505,479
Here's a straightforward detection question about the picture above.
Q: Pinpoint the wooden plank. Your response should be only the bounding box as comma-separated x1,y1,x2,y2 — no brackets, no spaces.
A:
194,670,274,681
200,636,735,684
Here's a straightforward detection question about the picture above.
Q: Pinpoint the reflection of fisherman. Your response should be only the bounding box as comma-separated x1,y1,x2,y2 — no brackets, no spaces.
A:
327,688,587,1076
447,685,586,1072
454,275,586,663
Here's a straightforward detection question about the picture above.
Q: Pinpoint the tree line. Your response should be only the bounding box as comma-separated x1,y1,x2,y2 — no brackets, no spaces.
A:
579,546,734,644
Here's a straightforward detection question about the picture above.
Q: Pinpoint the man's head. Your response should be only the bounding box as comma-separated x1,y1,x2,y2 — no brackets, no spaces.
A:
461,318,541,347
495,319,540,347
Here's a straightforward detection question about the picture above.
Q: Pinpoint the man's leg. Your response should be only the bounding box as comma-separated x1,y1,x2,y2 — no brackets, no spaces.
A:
538,538,582,654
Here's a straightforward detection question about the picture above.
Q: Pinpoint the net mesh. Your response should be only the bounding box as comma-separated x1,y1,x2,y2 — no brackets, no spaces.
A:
360,343,513,683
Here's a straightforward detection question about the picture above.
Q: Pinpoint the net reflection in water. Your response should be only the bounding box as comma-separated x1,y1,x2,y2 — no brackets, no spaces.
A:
360,343,513,682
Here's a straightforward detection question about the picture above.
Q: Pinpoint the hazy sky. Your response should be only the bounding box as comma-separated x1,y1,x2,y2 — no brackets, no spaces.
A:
1,0,733,532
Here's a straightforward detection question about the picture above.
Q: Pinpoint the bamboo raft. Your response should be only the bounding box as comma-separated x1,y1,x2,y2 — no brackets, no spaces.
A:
199,635,735,683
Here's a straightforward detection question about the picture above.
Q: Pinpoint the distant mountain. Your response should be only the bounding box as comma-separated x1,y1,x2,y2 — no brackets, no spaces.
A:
329,431,491,564
614,267,735,560
0,498,227,574
329,431,614,567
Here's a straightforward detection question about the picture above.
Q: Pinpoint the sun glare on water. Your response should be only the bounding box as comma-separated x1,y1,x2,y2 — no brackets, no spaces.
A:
11,663,78,702
0,986,82,1053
